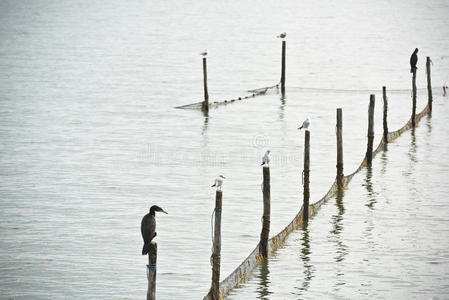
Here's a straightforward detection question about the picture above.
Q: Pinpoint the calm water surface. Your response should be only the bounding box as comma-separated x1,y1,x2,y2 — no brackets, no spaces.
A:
0,0,448,299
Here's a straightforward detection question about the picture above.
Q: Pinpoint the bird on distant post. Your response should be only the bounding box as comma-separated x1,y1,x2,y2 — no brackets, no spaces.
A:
141,205,167,255
261,150,271,166
298,117,311,130
211,175,226,190
277,32,287,39
410,48,418,73
200,49,208,57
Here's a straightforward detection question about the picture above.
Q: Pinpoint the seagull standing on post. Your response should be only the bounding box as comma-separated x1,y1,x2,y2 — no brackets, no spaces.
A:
277,32,287,39
298,117,311,130
261,150,271,166
211,175,226,190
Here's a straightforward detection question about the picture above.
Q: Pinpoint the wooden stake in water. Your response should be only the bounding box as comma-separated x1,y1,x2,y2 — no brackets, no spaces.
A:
412,69,417,127
259,166,271,258
382,86,388,143
426,56,433,111
202,57,209,112
336,108,344,189
208,190,222,300
281,40,286,96
366,95,375,165
303,130,310,222
146,242,157,300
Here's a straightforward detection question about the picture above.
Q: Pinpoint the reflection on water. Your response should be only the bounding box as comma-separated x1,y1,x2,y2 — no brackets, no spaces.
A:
294,224,314,296
331,190,348,264
380,143,388,176
201,109,209,136
256,261,272,300
407,128,417,164
363,165,376,210
279,94,286,122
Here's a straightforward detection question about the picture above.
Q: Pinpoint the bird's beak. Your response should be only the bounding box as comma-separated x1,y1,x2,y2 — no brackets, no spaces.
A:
162,210,168,214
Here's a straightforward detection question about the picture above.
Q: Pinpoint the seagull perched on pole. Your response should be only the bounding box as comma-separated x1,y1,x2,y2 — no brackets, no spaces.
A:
298,117,311,130
200,49,208,57
261,150,271,166
211,175,225,190
277,32,286,39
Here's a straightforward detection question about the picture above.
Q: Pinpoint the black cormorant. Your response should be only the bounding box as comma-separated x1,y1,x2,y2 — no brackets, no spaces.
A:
141,205,167,255
410,48,418,73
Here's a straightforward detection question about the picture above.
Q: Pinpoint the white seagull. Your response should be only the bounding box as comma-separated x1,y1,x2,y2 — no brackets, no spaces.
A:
261,150,271,166
298,117,311,130
211,175,226,190
200,49,208,57
277,32,287,39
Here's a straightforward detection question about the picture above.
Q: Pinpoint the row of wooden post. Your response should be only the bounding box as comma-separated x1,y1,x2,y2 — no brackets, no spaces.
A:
201,40,286,112
147,56,434,299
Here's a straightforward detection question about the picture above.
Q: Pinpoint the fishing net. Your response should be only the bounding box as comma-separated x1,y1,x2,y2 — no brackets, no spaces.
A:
203,103,431,300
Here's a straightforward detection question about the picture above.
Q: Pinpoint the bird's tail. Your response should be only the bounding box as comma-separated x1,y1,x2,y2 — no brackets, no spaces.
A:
299,125,303,130
211,184,216,187
142,243,150,255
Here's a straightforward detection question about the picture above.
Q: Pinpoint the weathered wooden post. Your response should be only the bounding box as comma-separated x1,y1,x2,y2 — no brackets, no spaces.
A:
412,69,417,127
146,242,157,300
202,57,209,112
303,130,310,222
208,190,222,300
336,108,344,189
281,40,286,96
259,166,270,258
426,56,433,111
382,86,388,143
366,95,375,165
444,85,447,96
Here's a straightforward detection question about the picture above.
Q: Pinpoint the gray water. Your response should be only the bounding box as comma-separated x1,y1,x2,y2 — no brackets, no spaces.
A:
1,0,448,299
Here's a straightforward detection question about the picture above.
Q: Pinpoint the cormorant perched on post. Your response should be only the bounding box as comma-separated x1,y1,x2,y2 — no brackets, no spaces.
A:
141,205,167,255
410,48,418,73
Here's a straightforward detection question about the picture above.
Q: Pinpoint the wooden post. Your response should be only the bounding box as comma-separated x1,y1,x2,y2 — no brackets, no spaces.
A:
202,57,209,112
426,56,433,111
336,108,344,189
412,69,417,127
259,166,270,258
382,86,388,143
303,130,310,222
208,190,222,300
146,242,157,300
366,95,375,165
444,86,447,97
281,40,286,96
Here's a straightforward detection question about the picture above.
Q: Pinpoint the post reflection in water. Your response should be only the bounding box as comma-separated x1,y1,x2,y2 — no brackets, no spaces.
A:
329,190,348,293
363,165,377,210
408,128,417,164
279,94,286,122
294,223,314,297
201,109,209,136
256,260,272,300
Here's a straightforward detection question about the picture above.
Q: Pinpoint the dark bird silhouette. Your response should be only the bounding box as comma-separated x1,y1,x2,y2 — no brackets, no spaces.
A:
410,48,418,73
141,205,167,255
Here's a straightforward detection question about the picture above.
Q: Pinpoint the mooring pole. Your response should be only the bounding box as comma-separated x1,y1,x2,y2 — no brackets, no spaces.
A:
202,57,209,112
412,69,417,127
146,242,157,300
444,85,447,97
259,166,271,258
366,95,375,165
281,40,286,96
382,86,388,143
303,130,310,222
426,56,433,111
208,190,222,300
336,108,344,189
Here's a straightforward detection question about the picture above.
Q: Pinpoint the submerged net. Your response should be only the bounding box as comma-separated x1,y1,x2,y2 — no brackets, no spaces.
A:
203,103,431,300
